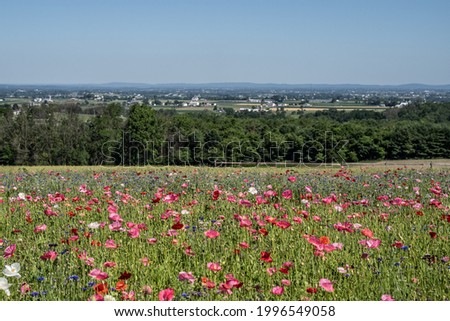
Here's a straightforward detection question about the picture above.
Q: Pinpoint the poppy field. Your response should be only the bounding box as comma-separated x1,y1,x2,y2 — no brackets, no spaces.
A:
0,166,448,301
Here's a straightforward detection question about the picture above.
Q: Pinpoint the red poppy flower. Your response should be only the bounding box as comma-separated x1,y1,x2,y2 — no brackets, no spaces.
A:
361,228,374,239
260,251,273,263
119,271,132,280
172,222,184,230
116,280,127,291
94,283,108,295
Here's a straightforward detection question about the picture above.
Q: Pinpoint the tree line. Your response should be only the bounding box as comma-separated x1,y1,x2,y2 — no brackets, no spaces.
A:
0,102,449,166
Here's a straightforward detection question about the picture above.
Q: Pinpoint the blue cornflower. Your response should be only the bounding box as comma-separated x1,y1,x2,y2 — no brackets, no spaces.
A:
377,257,383,262
37,276,45,282
401,245,409,251
192,226,197,232
199,217,204,221
69,275,79,281
81,287,87,291
211,220,217,223
30,292,40,297
181,292,189,298
60,249,69,255
41,291,47,296
394,262,401,267
88,281,95,287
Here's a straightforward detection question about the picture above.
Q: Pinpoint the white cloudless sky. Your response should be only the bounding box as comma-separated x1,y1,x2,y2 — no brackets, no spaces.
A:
1,0,449,85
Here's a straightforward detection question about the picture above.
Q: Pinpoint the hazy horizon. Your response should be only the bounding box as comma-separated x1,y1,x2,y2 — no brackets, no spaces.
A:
1,0,450,85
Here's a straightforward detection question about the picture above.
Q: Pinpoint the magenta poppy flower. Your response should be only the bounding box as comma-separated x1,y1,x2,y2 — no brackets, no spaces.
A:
159,288,174,301
281,189,293,199
205,230,220,239
103,261,116,268
3,244,16,259
207,262,222,272
288,176,296,182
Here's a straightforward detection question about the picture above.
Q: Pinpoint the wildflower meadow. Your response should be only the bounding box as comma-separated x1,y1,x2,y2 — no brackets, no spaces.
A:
0,166,448,301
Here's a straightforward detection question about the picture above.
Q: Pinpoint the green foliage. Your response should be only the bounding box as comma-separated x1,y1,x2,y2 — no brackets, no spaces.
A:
0,102,449,165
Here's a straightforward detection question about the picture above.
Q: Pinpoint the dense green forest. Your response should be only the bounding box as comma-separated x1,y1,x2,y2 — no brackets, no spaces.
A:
0,102,449,166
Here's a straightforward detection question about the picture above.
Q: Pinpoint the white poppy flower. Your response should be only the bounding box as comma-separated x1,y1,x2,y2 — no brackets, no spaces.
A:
248,187,258,195
18,193,26,200
104,295,116,301
3,263,21,278
0,277,11,296
88,222,101,229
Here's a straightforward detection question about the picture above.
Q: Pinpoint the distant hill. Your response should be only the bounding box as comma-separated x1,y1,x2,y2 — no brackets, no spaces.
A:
1,82,450,91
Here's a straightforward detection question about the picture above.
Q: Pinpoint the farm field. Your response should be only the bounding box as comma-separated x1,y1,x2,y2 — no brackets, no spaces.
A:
0,165,448,301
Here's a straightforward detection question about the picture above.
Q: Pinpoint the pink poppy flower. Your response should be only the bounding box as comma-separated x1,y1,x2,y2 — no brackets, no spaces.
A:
266,267,277,276
271,286,284,295
127,227,140,238
104,239,118,249
40,251,58,261
178,271,196,284
359,239,382,249
88,269,109,280
108,212,123,222
205,230,220,239
381,294,395,301
239,242,249,248
141,257,150,266
34,224,47,233
142,285,152,295
147,238,158,244
163,193,179,203
20,283,31,294
121,290,136,301
275,221,291,229
239,199,252,207
207,262,222,272
319,278,334,292
288,176,296,182
108,222,123,232
159,288,174,301
281,279,291,286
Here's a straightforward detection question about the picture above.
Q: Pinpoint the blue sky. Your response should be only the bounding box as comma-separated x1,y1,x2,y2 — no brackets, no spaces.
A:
1,0,449,85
